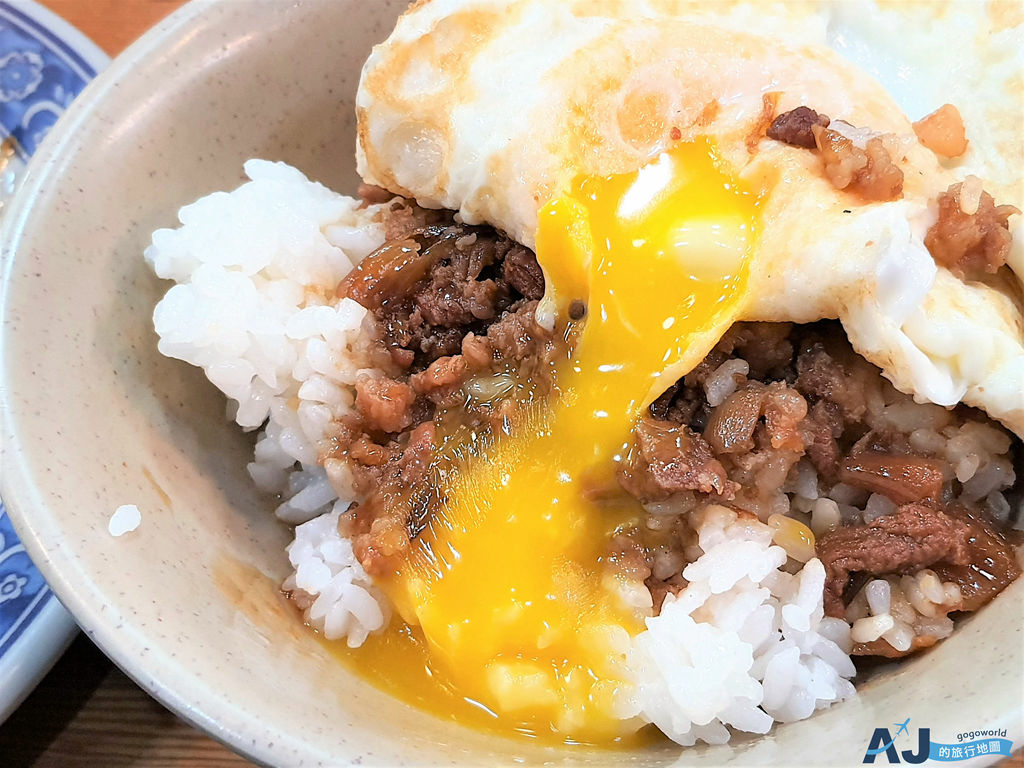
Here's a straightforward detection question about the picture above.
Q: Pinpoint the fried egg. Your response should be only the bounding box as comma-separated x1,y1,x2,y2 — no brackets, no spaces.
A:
352,0,1023,742
357,0,1023,435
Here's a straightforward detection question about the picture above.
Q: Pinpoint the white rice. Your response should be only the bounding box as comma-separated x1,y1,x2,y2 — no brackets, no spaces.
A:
621,505,855,745
845,570,962,653
147,158,384,514
146,159,393,643
704,359,749,407
282,504,390,647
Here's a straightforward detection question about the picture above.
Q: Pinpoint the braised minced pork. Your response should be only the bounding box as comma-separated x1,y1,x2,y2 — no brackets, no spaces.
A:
332,196,1021,656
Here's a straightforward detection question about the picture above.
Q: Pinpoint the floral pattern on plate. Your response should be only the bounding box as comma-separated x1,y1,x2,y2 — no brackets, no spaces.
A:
0,503,50,653
0,0,106,694
0,1,96,157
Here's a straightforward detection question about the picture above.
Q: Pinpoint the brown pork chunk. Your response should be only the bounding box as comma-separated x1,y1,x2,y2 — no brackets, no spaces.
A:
839,452,946,504
355,375,417,434
338,227,451,312
767,106,830,148
703,381,808,455
338,208,546,373
795,337,875,421
502,245,545,300
802,399,843,478
413,239,511,327
619,418,738,501
379,197,451,240
924,180,1019,280
816,503,972,617
762,383,808,452
726,322,795,378
811,124,904,202
340,421,438,575
411,355,469,401
931,505,1022,612
484,300,545,363
703,386,764,454
648,380,702,426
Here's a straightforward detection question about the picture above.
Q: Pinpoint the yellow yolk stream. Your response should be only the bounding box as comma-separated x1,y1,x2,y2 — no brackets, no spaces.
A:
363,139,760,742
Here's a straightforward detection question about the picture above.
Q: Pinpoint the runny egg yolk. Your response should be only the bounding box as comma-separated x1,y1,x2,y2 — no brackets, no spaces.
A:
374,138,760,742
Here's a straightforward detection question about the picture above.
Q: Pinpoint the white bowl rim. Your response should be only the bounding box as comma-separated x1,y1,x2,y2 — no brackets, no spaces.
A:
0,1,288,763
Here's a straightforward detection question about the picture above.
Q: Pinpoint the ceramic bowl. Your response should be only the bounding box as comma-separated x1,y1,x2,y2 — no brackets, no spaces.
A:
1,1,1021,765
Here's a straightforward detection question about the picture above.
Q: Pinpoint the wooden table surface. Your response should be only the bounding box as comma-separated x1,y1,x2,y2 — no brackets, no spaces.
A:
2,2,1022,767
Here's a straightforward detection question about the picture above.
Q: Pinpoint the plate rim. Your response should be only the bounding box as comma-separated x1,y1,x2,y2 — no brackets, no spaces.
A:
0,0,109,726
0,596,77,722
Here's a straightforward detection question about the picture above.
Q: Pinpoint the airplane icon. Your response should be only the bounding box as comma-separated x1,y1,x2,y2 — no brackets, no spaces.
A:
894,718,911,737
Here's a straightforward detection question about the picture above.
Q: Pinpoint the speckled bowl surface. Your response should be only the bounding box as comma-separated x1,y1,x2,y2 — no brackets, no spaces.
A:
0,1,1021,765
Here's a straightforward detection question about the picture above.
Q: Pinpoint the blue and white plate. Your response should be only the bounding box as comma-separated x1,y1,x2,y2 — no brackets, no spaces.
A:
0,0,107,723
